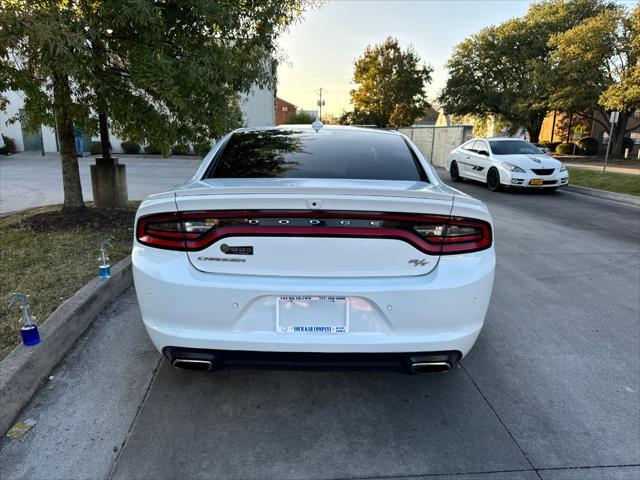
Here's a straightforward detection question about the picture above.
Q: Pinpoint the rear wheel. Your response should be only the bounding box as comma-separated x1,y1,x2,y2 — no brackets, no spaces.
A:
450,161,463,182
487,168,502,192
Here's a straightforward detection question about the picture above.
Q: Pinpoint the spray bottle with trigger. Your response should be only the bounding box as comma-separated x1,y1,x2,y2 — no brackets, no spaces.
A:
10,293,40,346
98,239,112,279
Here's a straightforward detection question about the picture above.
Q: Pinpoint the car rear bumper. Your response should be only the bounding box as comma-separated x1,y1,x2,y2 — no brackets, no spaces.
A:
163,347,462,373
132,244,495,358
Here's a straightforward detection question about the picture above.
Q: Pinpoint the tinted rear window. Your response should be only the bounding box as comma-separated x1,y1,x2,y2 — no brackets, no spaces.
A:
207,129,425,181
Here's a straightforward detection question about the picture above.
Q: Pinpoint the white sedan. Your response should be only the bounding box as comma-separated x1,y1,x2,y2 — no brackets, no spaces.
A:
447,137,569,191
133,125,495,374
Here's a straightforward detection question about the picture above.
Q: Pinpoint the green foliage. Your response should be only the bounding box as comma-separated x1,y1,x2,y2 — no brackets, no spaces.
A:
556,142,578,155
347,37,432,128
121,141,141,155
194,142,212,157
90,142,103,155
0,0,310,145
549,4,638,156
439,0,613,142
170,144,190,156
0,135,16,154
286,111,316,124
578,137,600,155
0,0,312,205
144,144,161,155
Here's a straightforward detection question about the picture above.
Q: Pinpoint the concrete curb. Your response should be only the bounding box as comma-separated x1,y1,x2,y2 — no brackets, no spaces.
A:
0,256,133,435
565,185,640,207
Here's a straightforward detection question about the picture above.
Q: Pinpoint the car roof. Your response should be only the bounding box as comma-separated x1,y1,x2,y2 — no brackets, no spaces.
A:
234,124,402,136
481,137,529,142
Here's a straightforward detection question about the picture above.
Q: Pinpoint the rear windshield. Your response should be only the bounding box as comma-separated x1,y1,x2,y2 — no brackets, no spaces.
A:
207,129,425,181
489,140,542,155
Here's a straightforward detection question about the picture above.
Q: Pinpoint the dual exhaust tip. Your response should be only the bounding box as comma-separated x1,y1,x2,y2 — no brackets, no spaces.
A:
171,358,451,374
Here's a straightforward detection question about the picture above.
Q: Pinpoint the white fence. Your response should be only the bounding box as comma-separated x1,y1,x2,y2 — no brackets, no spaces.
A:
398,125,473,168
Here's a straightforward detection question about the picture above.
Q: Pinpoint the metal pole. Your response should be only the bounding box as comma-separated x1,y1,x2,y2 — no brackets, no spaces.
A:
603,121,614,173
319,88,323,122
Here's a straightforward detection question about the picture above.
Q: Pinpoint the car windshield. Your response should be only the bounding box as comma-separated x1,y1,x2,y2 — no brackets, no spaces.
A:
489,140,543,155
208,128,425,181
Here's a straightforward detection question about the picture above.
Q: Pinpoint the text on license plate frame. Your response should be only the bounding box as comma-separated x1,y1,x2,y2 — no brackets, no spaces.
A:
276,296,349,334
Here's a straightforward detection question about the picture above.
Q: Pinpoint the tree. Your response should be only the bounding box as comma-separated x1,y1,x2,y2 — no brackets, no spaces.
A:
439,0,613,143
0,0,311,209
346,37,432,128
549,4,639,157
0,4,88,209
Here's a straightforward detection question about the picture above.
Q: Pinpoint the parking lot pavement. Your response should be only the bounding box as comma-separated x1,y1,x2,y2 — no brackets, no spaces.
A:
0,152,202,214
1,174,639,480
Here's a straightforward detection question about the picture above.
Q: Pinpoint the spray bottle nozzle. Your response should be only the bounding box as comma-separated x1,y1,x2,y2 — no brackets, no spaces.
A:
9,293,40,346
9,293,35,328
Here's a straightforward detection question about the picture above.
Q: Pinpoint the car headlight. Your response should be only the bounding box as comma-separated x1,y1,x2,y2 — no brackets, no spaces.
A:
500,162,525,173
560,164,567,172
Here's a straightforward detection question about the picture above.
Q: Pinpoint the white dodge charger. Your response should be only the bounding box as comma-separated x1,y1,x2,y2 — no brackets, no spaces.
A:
132,125,495,374
447,137,569,191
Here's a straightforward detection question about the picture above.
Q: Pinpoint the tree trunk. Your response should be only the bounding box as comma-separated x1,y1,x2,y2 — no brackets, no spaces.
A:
528,111,545,144
98,111,112,161
611,112,630,158
52,73,84,210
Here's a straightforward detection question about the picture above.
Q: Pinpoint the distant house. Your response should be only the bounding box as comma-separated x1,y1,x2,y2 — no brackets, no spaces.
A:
539,110,640,155
275,97,297,125
1,84,277,153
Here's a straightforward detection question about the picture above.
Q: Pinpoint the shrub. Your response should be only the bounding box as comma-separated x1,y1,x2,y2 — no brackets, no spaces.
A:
622,137,635,154
578,137,599,156
170,143,190,155
0,135,16,154
556,142,579,155
194,142,211,157
144,144,161,155
121,140,141,155
90,141,102,155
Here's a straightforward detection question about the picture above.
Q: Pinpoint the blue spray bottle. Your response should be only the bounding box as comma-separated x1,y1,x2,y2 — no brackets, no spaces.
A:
10,293,40,346
98,240,112,279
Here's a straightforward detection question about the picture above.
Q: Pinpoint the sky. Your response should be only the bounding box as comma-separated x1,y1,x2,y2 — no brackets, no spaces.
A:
275,0,632,117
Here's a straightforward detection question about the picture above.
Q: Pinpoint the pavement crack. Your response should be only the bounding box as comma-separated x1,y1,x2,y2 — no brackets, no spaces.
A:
105,353,163,480
460,363,542,479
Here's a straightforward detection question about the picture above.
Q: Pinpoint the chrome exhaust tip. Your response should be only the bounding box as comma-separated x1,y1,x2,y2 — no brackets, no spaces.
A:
172,358,213,371
410,361,451,374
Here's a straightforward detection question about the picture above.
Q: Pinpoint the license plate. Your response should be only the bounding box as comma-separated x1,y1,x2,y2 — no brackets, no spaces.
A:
276,296,349,333
530,179,543,185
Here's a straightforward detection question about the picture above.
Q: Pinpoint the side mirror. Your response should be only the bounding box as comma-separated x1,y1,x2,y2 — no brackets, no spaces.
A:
477,150,489,156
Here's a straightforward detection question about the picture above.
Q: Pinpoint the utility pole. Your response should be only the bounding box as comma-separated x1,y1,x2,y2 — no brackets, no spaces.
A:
316,88,325,121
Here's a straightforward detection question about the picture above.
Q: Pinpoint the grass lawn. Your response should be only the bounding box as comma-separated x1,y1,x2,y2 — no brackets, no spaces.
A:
567,167,640,197
0,204,138,359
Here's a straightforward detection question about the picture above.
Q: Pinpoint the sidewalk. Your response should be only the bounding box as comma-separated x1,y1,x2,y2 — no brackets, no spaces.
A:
564,162,640,175
0,152,202,214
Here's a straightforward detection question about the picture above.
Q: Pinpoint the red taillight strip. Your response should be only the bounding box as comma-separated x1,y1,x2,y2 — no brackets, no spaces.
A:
135,210,493,255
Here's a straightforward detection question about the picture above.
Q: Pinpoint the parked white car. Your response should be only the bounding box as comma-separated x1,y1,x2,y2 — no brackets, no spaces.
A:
447,138,569,191
133,126,495,374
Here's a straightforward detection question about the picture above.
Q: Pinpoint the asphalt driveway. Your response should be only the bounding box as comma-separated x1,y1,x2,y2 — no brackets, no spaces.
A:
0,152,201,214
0,173,638,480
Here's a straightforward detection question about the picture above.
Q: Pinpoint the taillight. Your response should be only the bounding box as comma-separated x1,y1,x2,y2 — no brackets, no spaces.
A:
136,211,492,255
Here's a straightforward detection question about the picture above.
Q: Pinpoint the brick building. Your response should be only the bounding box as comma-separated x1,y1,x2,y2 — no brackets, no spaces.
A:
275,97,297,125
